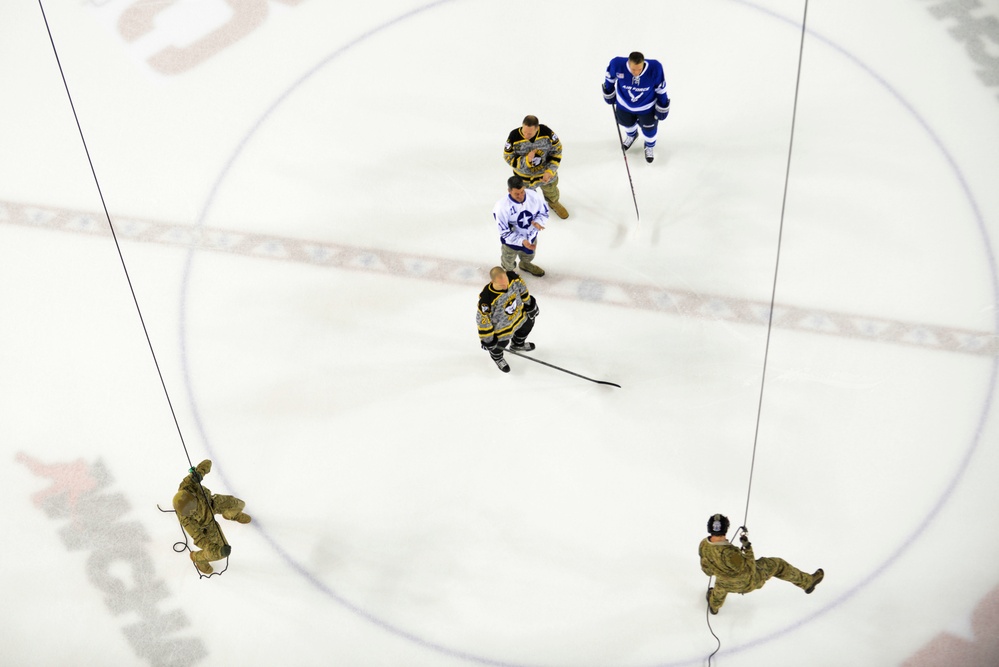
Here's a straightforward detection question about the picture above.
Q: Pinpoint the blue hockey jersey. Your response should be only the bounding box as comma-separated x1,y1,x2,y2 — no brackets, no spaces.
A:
603,57,670,115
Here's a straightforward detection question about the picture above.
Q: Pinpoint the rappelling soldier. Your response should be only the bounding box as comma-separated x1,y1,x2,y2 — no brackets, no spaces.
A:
699,513,824,614
172,459,251,574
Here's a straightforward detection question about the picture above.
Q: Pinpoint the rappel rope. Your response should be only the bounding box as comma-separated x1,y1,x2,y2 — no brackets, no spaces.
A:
157,502,231,578
38,1,228,576
705,1,811,663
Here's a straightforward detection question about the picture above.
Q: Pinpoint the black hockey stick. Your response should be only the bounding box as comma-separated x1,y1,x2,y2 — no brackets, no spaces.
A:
612,104,640,222
507,349,621,388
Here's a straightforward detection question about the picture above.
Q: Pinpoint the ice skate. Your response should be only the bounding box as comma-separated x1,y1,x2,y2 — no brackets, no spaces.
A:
645,146,654,163
493,355,510,373
509,341,535,352
622,132,638,151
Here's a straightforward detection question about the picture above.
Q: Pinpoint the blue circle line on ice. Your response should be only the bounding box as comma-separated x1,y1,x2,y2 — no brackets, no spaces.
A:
178,2,999,666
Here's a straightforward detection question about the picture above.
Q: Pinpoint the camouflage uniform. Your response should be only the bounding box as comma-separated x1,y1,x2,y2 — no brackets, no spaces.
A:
175,460,250,568
699,537,818,611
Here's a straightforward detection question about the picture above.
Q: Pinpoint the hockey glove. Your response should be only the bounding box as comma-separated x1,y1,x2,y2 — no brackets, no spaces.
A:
525,298,539,320
655,104,670,121
602,85,616,105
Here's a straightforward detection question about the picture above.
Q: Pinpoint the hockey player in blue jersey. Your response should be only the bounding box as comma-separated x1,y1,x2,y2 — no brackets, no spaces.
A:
602,51,671,163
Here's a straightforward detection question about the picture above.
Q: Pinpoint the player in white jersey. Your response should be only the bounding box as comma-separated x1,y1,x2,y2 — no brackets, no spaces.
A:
492,175,549,277
603,51,671,162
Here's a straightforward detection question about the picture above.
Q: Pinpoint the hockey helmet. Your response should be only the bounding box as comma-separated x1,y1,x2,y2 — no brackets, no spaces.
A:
173,490,199,518
707,513,730,536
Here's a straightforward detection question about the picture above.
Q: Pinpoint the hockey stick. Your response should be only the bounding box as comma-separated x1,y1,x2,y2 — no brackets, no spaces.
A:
507,348,621,388
612,104,640,222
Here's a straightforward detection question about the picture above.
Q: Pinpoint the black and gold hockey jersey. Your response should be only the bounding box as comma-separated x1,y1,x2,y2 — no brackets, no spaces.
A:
503,124,562,183
477,271,533,342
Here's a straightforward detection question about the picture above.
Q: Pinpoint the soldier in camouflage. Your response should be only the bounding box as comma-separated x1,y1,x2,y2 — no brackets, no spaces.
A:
477,267,540,373
504,115,569,219
172,459,251,574
699,513,823,614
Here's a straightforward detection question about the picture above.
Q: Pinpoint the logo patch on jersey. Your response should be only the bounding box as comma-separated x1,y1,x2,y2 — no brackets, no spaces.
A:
616,73,624,78
504,141,511,150
515,210,535,230
480,304,490,313
627,90,643,102
551,133,558,142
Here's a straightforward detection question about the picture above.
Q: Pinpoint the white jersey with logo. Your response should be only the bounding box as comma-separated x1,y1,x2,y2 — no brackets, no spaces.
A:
492,188,549,252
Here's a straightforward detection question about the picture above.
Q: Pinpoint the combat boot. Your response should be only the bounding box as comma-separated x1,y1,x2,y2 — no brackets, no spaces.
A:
805,569,824,594
191,552,213,574
519,263,545,277
548,201,569,219
706,588,720,615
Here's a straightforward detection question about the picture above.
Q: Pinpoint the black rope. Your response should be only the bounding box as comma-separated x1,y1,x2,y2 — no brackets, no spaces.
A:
37,1,233,577
742,0,810,531
707,1,811,662
36,0,194,469
157,501,230,578
705,580,721,666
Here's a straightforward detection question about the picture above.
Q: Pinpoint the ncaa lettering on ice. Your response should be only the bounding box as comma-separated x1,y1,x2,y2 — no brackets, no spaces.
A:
18,454,208,665
10,1,999,665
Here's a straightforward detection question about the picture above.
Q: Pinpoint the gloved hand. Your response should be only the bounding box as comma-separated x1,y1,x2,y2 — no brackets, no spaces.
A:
739,533,751,550
525,298,539,320
190,459,211,482
656,105,669,121
481,336,499,352
602,85,616,105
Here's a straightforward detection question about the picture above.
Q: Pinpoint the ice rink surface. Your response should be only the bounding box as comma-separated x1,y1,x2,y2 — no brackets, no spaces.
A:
2,1,999,665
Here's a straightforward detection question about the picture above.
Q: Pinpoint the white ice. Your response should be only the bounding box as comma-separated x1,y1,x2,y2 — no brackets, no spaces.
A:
2,1,999,666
